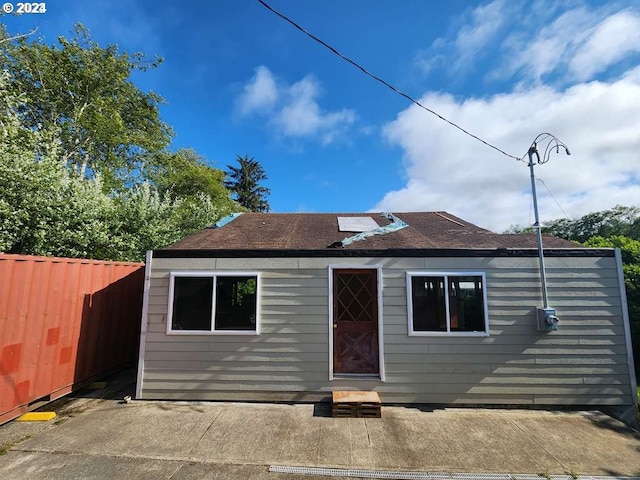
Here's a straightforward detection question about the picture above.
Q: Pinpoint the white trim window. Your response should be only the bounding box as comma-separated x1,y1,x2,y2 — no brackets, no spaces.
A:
406,272,489,336
167,272,260,335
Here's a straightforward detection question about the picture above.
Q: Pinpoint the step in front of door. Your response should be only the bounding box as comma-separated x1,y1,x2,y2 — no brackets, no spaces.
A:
331,391,381,418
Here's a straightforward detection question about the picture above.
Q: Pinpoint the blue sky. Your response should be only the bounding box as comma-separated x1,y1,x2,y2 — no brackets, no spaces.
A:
4,0,640,231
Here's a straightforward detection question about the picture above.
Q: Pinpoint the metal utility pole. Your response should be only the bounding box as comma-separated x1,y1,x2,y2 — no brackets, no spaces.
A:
527,144,549,308
523,133,570,331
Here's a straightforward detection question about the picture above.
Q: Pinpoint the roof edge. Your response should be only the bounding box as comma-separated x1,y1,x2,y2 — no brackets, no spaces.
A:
153,248,615,259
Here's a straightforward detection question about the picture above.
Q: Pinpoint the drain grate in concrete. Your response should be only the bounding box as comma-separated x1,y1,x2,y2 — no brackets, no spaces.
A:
269,466,435,479
268,465,640,480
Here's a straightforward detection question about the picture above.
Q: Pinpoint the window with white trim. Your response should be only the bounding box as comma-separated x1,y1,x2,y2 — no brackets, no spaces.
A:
407,272,488,335
167,272,259,334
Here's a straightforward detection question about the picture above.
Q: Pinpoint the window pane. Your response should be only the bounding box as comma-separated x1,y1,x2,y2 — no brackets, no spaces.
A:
449,276,485,332
411,276,446,332
172,277,213,331
215,276,257,331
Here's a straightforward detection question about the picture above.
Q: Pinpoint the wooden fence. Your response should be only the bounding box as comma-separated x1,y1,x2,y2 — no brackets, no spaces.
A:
0,254,144,424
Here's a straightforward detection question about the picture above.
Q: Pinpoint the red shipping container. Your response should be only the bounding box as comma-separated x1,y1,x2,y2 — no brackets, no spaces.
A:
0,254,144,424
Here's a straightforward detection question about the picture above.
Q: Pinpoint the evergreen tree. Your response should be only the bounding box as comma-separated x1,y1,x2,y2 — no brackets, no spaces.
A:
225,155,271,212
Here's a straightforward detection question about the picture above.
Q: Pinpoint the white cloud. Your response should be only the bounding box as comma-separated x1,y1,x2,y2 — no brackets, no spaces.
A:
274,77,356,143
569,10,640,81
454,0,507,67
373,73,640,232
500,7,596,84
375,3,640,231
236,66,355,144
500,5,640,85
416,0,509,74
421,1,640,86
236,66,279,116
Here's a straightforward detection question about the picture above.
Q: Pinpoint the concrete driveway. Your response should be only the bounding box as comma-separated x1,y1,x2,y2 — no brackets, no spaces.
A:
0,370,639,480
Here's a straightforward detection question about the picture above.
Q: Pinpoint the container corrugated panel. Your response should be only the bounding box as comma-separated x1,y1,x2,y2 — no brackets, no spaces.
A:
0,254,144,424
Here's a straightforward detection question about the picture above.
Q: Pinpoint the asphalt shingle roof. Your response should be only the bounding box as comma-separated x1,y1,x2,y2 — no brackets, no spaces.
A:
161,212,581,252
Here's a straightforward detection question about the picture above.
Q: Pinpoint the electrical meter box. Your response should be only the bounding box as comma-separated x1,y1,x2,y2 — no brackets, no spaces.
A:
537,308,558,332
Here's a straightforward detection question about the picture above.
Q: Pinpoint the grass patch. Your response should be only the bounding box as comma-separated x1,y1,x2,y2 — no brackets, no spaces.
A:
0,435,32,456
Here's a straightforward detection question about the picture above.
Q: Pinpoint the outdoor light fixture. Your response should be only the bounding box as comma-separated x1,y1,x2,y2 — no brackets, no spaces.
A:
524,133,570,332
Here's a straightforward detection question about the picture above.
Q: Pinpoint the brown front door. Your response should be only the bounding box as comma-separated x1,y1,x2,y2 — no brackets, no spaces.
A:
333,269,380,375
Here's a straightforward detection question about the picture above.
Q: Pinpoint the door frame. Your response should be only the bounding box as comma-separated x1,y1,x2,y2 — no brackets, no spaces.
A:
328,265,385,381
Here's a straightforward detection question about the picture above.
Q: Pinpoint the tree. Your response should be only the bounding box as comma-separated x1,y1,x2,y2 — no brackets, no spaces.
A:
0,142,235,261
542,205,640,243
504,205,640,241
146,149,237,209
106,185,236,261
0,43,236,262
0,24,172,189
0,73,114,258
503,224,534,234
225,154,271,212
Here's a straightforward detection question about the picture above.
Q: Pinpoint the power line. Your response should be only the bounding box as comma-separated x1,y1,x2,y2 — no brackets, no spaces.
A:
257,0,521,161
537,178,570,220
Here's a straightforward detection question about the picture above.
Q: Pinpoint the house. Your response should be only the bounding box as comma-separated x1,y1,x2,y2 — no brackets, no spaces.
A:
135,212,637,424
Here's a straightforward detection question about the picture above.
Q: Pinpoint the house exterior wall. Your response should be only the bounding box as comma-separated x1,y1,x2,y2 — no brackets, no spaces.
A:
138,254,635,408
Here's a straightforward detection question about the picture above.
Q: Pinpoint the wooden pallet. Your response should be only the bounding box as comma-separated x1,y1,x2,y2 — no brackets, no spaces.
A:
331,391,381,418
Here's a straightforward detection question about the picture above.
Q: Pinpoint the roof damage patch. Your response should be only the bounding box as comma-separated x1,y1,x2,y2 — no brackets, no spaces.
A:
329,213,408,248
209,212,243,229
337,216,380,232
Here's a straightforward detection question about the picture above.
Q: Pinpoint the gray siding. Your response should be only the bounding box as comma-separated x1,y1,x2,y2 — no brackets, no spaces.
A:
140,255,634,407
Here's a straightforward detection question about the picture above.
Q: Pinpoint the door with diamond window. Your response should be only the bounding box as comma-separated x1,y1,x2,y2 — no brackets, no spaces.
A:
332,269,379,375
